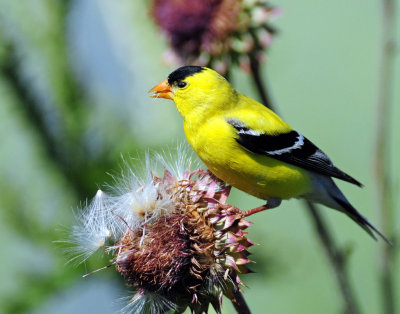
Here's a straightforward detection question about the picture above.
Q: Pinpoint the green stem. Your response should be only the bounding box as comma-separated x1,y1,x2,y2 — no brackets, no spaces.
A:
306,202,360,314
0,50,85,199
249,56,273,110
231,290,251,314
376,1,397,313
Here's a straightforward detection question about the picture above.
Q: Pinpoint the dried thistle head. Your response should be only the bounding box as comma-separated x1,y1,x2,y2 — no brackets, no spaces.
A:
150,0,280,73
65,153,254,313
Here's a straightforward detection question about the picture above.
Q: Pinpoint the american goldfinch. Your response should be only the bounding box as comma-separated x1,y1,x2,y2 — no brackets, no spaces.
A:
150,65,389,243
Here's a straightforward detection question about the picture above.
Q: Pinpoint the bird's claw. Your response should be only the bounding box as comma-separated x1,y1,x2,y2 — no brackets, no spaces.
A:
242,198,282,217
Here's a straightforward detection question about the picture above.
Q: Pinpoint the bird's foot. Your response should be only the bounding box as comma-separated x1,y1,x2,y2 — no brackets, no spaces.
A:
242,198,282,218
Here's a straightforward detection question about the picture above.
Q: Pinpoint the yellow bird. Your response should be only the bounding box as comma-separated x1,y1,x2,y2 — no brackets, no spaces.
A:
150,65,389,243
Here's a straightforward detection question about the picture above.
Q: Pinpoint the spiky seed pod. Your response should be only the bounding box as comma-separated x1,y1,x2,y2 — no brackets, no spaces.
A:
150,0,280,73
66,155,255,314
115,169,254,313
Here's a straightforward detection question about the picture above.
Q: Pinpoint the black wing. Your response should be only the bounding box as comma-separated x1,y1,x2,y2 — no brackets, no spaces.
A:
227,118,362,187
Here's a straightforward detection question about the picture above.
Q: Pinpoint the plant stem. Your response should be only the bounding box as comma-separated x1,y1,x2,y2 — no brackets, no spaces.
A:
0,46,117,201
231,290,251,314
306,202,360,314
376,1,397,313
248,55,361,314
0,51,85,199
249,56,273,110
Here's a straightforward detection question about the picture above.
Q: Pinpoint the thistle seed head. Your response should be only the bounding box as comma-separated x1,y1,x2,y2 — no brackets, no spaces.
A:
66,154,255,313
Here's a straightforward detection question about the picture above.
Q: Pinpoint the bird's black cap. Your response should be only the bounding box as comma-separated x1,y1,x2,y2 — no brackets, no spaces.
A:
168,66,204,85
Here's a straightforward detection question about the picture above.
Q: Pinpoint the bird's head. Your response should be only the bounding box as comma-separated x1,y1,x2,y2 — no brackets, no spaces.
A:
150,66,236,121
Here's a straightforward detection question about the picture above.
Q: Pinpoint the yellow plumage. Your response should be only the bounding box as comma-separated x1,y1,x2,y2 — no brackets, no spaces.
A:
168,67,309,200
150,65,389,243
183,98,310,200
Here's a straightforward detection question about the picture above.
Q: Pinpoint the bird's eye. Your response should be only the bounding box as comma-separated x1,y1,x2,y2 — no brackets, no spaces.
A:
177,81,187,88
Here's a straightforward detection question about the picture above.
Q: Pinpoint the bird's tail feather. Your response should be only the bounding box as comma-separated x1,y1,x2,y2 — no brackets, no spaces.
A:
331,196,392,246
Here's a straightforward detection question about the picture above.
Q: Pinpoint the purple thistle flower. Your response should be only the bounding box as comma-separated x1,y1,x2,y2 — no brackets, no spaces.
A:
150,0,280,73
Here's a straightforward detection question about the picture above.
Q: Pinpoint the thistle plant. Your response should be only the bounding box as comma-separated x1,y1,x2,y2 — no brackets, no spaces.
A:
65,154,255,313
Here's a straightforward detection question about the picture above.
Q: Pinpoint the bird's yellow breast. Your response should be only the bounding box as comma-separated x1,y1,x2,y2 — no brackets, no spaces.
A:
170,68,311,200
184,114,311,200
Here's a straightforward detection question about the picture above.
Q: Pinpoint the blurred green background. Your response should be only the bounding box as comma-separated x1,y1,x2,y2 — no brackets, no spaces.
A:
0,1,399,313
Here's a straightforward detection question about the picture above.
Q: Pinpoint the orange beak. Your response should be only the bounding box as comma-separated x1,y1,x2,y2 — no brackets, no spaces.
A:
149,80,173,100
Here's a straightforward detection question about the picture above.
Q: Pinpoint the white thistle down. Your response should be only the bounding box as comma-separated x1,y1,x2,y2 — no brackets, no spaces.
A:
64,150,196,265
155,143,200,180
64,190,113,265
117,291,176,314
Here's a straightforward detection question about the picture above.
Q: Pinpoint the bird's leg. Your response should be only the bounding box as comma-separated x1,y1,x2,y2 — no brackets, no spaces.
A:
242,198,282,217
